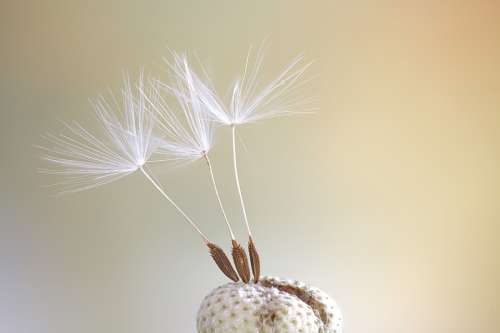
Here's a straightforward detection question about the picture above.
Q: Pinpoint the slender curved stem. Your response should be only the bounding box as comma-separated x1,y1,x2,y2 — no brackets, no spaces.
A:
140,166,209,243
231,125,252,237
204,153,235,240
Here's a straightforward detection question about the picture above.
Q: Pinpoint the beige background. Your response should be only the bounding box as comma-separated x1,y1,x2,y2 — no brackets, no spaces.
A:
1,1,499,332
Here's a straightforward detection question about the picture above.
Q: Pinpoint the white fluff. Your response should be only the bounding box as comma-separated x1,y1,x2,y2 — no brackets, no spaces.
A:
185,45,314,126
146,52,214,165
39,74,157,193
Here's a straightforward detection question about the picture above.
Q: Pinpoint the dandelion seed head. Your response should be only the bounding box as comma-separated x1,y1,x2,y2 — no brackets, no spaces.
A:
38,73,158,193
146,52,215,165
178,44,315,127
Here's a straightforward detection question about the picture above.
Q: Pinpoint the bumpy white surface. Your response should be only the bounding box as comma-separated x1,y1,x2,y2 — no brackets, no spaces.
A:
197,276,342,333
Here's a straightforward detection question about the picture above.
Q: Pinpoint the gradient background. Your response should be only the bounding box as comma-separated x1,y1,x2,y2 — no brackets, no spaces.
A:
1,1,499,332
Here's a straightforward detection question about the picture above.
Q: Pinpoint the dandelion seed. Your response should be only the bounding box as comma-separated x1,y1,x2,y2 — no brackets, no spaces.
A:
38,73,210,243
186,45,314,234
147,52,236,240
179,44,315,283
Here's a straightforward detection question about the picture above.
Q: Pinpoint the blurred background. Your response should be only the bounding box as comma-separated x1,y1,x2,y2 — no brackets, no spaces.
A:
1,1,499,332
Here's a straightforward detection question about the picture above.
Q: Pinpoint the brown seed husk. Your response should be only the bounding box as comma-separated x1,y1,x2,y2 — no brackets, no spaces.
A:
248,236,261,283
231,240,251,283
207,242,239,282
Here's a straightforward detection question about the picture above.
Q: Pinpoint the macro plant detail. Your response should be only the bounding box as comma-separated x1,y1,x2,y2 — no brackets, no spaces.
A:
39,47,343,333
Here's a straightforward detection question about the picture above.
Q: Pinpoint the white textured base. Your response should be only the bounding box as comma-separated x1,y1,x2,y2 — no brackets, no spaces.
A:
197,276,343,333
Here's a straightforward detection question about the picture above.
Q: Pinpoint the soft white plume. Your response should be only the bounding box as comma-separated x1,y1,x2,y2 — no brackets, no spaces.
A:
181,45,314,126
38,74,158,193
146,52,214,165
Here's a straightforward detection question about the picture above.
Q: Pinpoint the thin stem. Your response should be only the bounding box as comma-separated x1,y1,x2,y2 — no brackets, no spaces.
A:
231,125,252,237
139,166,209,243
204,153,235,240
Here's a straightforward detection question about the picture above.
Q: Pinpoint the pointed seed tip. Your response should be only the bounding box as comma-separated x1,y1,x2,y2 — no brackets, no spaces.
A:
231,240,251,283
248,236,261,283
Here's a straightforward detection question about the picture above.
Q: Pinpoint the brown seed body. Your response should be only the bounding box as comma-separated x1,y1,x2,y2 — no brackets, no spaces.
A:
248,236,261,282
231,240,251,283
207,242,239,282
